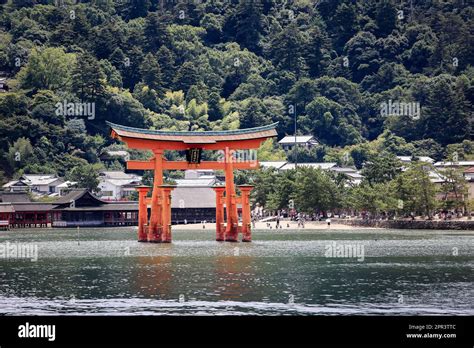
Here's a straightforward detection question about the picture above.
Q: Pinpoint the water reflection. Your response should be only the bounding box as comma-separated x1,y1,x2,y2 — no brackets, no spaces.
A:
0,228,472,315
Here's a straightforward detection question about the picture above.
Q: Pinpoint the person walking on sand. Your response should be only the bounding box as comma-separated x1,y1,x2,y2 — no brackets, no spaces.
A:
276,215,280,229
326,217,331,228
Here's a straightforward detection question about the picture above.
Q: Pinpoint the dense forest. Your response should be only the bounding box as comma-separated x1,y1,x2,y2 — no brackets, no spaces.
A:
0,0,473,186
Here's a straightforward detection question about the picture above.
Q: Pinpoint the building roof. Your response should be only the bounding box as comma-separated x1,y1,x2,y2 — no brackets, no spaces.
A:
108,121,278,145
434,161,474,167
104,179,142,187
0,192,31,203
429,170,446,183
11,203,57,212
54,189,106,205
60,203,138,211
2,180,29,188
20,174,62,186
329,166,358,173
463,167,474,174
345,172,363,179
259,161,287,169
278,135,316,145
279,162,337,170
175,178,217,187
99,171,140,180
397,156,434,163
170,187,215,208
0,203,15,213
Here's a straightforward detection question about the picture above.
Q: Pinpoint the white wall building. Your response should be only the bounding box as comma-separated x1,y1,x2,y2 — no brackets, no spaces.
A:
2,174,64,194
97,171,142,200
278,135,318,151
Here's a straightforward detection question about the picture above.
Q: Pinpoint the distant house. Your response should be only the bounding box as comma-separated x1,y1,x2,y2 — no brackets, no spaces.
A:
329,166,364,186
22,174,64,194
97,171,142,200
278,135,318,151
2,179,30,193
52,189,138,227
0,192,53,228
2,174,64,194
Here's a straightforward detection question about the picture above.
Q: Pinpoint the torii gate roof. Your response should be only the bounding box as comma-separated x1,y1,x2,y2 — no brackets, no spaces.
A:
107,121,278,150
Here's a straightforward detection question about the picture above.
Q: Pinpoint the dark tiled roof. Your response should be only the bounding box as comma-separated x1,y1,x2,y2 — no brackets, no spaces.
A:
11,203,57,212
0,192,31,203
108,121,278,144
59,203,138,211
54,189,105,205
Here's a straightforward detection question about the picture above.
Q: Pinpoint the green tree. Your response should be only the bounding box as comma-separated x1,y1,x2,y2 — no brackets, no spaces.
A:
267,170,297,211
144,12,170,52
438,167,468,213
393,162,437,218
67,164,100,193
72,52,106,100
422,75,470,145
6,137,36,175
361,151,402,184
224,0,264,53
347,182,397,217
18,47,76,91
239,98,270,129
173,61,199,94
294,167,342,214
140,53,164,93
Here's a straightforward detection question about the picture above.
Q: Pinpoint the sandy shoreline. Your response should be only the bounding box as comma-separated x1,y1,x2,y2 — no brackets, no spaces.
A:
173,221,379,230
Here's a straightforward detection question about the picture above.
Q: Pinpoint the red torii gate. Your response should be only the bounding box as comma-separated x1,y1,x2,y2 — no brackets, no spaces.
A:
107,121,278,243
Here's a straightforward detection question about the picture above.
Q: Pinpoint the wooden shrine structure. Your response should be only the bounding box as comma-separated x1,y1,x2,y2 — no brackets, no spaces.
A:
107,121,278,243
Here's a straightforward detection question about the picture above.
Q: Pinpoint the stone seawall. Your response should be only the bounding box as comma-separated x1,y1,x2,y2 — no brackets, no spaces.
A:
338,219,474,230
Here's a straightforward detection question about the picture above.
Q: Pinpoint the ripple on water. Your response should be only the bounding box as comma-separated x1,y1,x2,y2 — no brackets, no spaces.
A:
0,228,472,315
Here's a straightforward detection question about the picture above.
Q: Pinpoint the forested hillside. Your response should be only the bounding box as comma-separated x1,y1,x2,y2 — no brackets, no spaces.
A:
0,0,473,182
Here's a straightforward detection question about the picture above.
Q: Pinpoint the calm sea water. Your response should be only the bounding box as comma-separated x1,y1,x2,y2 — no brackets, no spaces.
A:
0,227,472,315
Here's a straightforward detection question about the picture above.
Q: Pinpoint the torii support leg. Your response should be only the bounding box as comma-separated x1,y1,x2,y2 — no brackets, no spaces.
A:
238,185,253,242
212,186,225,241
136,186,151,242
148,150,164,243
160,185,175,243
224,147,239,242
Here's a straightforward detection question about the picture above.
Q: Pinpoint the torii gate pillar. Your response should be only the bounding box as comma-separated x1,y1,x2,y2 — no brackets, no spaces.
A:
238,185,254,242
212,186,226,241
136,185,151,242
160,185,176,243
224,147,239,242
148,150,164,243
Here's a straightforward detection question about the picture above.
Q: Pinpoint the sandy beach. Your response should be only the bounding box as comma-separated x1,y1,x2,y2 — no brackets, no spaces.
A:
173,220,380,230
